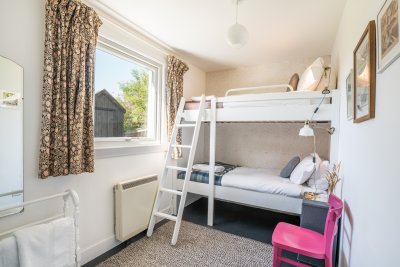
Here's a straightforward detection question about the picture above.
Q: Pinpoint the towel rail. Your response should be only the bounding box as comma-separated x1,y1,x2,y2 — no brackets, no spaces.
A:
0,189,80,266
0,191,69,213
0,190,23,198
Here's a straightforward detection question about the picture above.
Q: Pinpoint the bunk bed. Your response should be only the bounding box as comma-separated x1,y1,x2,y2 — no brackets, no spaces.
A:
173,86,340,226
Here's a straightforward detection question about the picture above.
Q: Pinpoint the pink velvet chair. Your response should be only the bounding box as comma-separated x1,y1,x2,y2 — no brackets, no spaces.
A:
272,194,343,267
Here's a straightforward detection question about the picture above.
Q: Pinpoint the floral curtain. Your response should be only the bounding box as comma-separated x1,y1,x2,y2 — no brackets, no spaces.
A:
166,55,189,159
38,0,102,179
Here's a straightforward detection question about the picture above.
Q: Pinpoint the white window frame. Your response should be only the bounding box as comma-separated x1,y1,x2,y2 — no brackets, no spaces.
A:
94,37,164,154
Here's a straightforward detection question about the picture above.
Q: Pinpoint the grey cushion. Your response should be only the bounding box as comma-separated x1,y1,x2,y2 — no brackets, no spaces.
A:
288,73,300,91
280,156,301,178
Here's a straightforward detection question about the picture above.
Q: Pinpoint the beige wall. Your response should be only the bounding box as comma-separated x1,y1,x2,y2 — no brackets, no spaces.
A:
206,56,331,96
203,123,330,169
183,63,206,99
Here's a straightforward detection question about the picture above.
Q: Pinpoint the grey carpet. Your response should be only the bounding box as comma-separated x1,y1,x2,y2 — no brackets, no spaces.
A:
97,221,273,267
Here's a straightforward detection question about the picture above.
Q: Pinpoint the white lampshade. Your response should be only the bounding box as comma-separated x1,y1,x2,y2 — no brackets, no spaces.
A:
227,23,249,48
299,123,314,137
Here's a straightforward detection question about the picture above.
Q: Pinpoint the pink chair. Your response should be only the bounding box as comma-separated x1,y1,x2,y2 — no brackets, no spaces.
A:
272,194,343,267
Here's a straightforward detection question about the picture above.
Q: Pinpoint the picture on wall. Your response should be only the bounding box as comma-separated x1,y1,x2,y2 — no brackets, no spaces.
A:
353,21,376,123
377,0,400,72
346,70,354,120
0,90,20,108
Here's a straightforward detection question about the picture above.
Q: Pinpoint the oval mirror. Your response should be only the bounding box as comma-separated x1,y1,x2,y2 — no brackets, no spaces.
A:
0,56,23,217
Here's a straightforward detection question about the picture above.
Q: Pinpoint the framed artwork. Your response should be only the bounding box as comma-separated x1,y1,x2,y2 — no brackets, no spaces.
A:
0,90,20,108
377,0,400,73
345,70,354,120
353,21,376,123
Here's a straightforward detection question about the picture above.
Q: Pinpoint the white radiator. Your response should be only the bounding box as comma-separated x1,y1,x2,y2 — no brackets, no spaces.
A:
114,175,158,242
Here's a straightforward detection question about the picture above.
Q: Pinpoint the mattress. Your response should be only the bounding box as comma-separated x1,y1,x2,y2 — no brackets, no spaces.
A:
178,165,324,198
222,167,324,198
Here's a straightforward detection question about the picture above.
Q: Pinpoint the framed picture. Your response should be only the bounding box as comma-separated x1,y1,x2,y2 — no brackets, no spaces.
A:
0,90,20,108
377,0,400,73
345,70,354,120
353,21,376,123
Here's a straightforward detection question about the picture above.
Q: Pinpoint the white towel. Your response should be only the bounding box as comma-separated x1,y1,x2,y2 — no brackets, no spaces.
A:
14,217,75,267
0,236,19,267
192,164,225,173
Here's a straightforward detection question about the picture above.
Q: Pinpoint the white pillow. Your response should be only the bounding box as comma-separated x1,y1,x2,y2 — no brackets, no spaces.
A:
290,153,321,185
297,57,325,91
307,160,329,190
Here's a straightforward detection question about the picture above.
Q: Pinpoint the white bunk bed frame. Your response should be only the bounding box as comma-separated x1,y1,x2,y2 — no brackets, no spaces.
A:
175,89,340,226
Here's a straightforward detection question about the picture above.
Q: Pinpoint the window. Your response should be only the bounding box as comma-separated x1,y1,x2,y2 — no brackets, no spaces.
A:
94,39,162,145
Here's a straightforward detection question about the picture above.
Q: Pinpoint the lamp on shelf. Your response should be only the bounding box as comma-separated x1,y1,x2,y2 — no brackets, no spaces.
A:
299,120,314,137
299,89,335,199
299,121,335,137
299,88,335,138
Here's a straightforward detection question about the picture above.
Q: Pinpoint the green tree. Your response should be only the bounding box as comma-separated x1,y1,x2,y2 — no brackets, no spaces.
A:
117,69,149,132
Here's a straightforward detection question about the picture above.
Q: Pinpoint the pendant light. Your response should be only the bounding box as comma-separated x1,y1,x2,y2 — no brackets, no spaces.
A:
226,0,249,48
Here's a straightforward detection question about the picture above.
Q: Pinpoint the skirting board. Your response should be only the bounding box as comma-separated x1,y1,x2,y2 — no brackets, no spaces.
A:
80,235,120,265
80,206,171,264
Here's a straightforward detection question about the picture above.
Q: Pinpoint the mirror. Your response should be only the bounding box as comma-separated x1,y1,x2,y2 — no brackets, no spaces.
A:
0,56,23,217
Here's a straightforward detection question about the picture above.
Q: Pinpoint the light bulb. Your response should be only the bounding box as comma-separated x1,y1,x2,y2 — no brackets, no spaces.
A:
226,23,249,48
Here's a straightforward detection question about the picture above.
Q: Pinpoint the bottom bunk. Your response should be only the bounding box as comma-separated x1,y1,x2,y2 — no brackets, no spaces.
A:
176,162,328,216
176,178,303,215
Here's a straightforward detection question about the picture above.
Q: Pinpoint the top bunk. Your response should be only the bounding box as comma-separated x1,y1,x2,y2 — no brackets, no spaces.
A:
183,89,340,123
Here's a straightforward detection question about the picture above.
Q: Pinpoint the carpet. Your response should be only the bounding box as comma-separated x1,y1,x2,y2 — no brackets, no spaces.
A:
97,221,273,267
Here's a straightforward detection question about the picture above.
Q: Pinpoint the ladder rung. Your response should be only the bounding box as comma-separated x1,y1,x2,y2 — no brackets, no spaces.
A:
171,144,192,149
154,212,177,221
176,124,196,128
166,166,187,171
160,188,183,196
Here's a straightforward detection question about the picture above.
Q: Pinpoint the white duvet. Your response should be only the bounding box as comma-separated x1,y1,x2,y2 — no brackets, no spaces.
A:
221,167,321,197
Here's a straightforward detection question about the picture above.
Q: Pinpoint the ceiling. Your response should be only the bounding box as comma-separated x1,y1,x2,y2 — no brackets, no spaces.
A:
95,0,347,72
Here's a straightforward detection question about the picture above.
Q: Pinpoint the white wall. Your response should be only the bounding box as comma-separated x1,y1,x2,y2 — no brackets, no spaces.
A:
0,0,206,264
206,56,332,96
331,0,400,266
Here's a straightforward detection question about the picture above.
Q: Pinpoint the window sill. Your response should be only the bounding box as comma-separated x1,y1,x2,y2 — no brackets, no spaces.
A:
94,142,167,159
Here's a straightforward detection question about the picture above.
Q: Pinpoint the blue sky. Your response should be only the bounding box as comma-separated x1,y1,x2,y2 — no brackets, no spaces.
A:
94,48,139,98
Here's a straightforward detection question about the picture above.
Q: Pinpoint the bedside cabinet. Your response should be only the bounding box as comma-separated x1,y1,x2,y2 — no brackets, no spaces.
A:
298,199,340,267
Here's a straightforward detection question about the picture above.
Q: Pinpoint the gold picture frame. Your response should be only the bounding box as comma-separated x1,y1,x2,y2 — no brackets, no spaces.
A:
353,21,376,123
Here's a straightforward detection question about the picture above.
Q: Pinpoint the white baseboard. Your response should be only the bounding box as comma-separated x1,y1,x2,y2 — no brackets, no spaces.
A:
80,205,172,265
80,235,121,265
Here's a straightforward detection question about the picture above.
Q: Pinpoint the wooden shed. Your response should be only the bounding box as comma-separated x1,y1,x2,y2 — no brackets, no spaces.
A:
95,89,126,137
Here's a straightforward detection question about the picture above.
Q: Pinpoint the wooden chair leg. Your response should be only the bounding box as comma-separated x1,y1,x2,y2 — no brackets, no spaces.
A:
273,246,282,267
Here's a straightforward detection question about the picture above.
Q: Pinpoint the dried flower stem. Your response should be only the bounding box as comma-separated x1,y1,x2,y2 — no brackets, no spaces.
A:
325,162,341,194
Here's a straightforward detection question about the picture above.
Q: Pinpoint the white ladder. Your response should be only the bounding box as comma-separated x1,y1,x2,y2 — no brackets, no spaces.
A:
147,95,206,245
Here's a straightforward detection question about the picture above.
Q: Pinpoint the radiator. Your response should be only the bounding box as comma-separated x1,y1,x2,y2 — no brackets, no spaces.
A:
114,175,158,242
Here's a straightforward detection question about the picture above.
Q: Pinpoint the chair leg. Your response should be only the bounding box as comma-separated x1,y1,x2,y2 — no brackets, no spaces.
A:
325,257,332,267
273,246,282,267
